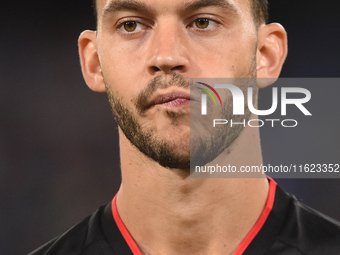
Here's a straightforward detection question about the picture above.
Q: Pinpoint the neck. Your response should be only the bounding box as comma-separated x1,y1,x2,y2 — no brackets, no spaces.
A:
116,125,268,255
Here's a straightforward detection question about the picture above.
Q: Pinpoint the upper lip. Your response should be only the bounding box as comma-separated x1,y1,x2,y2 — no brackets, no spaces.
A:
137,87,201,113
149,90,191,107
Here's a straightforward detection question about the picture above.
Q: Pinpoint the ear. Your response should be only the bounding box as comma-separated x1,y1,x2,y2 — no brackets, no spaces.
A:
78,30,106,92
256,23,288,88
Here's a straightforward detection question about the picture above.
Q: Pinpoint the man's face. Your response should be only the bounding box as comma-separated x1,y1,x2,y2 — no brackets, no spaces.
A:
95,0,258,169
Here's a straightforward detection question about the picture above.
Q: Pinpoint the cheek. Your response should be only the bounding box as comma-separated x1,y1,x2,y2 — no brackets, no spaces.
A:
99,46,145,102
190,31,257,77
102,49,140,78
195,45,255,77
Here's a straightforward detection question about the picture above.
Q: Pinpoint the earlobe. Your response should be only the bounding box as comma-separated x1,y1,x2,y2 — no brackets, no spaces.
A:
256,23,288,87
78,30,106,92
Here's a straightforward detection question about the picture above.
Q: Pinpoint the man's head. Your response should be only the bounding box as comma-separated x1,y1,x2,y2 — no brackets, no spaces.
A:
79,0,287,169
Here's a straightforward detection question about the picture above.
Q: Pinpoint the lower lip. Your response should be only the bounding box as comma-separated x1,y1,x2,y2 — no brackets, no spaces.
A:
157,98,190,108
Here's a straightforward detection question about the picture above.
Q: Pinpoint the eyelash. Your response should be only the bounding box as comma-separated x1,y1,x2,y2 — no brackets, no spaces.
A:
115,16,221,34
115,18,149,35
188,17,221,31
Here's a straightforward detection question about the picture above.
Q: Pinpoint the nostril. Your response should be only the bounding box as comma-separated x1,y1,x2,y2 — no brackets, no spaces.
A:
148,64,186,75
150,66,161,72
173,65,184,71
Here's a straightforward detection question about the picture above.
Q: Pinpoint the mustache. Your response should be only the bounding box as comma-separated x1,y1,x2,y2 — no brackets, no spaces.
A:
136,73,190,113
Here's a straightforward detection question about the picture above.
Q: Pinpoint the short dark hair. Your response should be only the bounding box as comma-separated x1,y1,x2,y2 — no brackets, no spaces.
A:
252,0,268,25
92,0,268,26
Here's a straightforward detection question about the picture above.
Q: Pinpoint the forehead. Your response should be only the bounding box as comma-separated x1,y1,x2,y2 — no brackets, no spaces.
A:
96,0,252,20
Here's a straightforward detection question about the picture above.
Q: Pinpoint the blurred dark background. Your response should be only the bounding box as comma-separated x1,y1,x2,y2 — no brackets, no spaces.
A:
1,0,340,254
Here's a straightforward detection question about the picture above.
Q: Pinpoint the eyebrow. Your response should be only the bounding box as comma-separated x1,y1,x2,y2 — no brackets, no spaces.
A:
102,0,150,18
102,0,238,18
179,0,238,14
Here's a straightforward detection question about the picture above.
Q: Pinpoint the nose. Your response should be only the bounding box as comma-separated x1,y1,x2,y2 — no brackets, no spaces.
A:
146,20,189,75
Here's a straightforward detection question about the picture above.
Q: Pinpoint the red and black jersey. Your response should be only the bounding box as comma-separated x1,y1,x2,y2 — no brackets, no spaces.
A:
29,179,340,255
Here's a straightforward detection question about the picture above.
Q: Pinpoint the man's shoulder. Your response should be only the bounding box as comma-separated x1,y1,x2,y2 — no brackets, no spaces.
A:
245,183,340,255
274,188,340,254
28,204,114,255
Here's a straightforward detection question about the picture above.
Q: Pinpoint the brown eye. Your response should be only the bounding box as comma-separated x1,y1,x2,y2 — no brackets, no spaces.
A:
195,18,210,29
123,21,137,32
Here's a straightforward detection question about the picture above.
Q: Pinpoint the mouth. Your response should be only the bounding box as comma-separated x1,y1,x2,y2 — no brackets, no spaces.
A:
150,91,192,109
